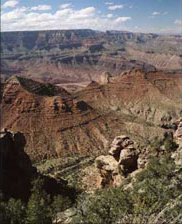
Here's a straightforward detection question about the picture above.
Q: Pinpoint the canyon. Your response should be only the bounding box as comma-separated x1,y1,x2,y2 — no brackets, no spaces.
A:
1,30,181,161
1,30,182,87
1,69,181,161
0,29,182,223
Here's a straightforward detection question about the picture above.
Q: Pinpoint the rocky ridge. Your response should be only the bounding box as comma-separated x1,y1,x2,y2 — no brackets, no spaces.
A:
76,69,182,126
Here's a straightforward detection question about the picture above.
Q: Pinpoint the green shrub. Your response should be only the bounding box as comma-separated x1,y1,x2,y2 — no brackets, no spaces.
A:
73,188,133,224
164,136,178,152
150,136,162,153
51,195,70,222
132,156,181,216
0,177,74,224
26,178,52,224
0,193,25,224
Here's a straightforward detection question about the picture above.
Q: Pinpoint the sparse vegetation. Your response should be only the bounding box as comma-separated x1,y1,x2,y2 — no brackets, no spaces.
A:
1,130,181,223
72,154,182,224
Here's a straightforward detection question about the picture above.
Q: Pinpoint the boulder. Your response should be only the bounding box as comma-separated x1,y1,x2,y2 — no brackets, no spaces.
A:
109,135,130,159
121,139,134,148
95,155,118,171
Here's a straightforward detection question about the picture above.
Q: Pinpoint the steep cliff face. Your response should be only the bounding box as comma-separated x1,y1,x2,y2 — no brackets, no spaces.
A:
1,30,181,83
2,30,181,55
1,29,98,52
0,130,36,200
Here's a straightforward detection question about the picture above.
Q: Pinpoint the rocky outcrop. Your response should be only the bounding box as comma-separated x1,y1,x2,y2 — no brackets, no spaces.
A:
96,155,118,171
100,72,112,85
0,130,36,200
95,135,139,188
109,135,138,173
94,126,182,189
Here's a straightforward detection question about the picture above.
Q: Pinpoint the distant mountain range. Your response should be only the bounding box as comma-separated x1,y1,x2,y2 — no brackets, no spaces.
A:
1,29,182,84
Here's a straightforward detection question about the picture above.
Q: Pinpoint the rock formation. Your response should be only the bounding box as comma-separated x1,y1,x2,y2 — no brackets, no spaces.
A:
100,72,112,85
95,135,139,188
94,123,182,189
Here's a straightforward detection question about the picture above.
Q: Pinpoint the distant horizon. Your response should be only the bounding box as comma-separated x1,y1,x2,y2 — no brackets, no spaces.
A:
1,28,181,36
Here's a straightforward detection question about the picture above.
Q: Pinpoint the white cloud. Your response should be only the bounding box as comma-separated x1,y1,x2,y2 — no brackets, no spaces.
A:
1,5,131,32
69,7,96,19
115,17,131,22
152,11,168,16
107,14,113,18
31,5,52,11
105,2,113,5
2,0,19,9
174,19,182,25
59,3,71,9
152,11,161,16
108,5,123,11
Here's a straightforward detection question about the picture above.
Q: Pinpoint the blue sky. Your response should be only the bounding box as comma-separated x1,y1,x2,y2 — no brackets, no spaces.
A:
1,0,181,33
